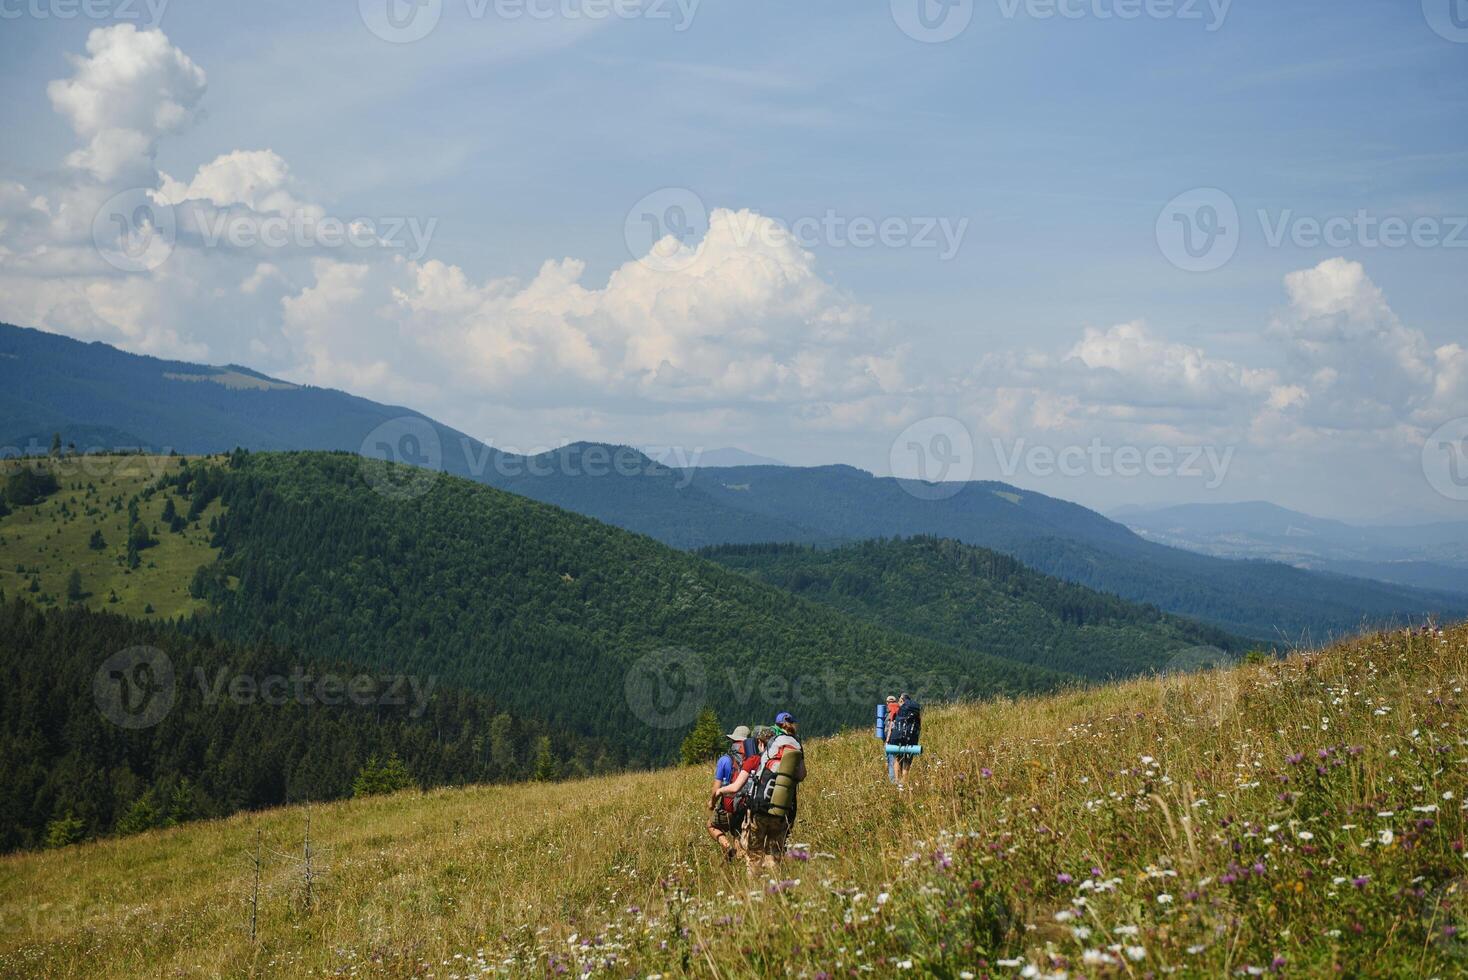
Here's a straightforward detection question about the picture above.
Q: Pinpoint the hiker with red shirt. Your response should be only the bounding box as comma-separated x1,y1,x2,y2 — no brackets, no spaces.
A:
747,713,806,872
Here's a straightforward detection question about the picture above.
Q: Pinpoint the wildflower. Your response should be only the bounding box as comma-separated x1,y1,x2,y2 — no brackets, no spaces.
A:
1297,831,1314,841
1353,876,1369,888
1126,946,1146,961
981,768,993,778
1157,893,1173,904
1057,873,1073,884
1378,829,1395,846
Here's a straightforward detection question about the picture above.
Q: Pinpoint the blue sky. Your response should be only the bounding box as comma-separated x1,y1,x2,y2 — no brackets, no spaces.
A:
1,0,1465,520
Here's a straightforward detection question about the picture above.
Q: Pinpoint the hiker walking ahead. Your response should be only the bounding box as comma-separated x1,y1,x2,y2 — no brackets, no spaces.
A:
889,693,922,788
876,694,899,783
744,712,805,873
707,724,752,861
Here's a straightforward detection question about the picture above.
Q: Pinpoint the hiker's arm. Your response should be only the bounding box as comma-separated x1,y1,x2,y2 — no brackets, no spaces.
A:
716,771,750,795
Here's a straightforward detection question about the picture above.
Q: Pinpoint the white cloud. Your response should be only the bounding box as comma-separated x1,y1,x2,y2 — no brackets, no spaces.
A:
47,25,206,184
368,208,891,404
157,150,317,219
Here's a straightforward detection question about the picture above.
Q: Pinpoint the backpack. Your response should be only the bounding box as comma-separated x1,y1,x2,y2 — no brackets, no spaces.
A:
890,701,922,745
744,735,801,815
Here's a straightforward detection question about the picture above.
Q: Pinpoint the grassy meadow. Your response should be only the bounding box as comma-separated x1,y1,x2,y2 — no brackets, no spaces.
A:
1,624,1465,977
0,455,221,620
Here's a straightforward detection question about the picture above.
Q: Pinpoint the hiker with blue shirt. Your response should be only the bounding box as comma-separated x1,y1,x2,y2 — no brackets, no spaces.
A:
706,724,751,861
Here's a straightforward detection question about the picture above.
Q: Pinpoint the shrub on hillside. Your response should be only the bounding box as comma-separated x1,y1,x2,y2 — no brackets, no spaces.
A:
4,467,60,506
352,754,416,797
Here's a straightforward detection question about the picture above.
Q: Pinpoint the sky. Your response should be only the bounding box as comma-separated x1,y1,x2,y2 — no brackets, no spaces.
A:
0,0,1465,522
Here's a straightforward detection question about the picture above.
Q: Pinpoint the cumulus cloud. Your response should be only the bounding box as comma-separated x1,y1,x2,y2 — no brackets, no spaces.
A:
364,208,893,404
961,259,1466,477
157,150,317,218
47,25,206,184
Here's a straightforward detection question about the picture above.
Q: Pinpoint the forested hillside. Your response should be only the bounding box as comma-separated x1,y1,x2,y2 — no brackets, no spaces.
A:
175,452,1062,756
703,538,1243,678
0,601,608,853
684,465,1468,640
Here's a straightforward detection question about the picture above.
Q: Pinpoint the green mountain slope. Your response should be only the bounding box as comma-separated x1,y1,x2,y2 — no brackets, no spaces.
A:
702,537,1243,679
684,465,1468,641
173,452,1064,756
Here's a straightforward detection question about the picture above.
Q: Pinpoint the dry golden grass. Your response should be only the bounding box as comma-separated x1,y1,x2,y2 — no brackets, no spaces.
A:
2,625,1465,978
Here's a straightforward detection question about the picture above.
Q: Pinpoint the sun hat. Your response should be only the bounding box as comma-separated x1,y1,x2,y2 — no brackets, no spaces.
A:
725,724,751,741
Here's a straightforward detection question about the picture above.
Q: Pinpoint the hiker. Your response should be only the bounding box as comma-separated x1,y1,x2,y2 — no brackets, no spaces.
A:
714,726,770,855
876,694,899,783
743,712,805,873
889,693,922,788
706,724,752,861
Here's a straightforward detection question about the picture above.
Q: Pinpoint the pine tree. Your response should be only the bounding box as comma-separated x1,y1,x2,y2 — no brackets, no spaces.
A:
532,737,559,781
352,754,415,797
66,569,84,603
43,812,85,849
88,529,107,550
49,432,61,457
489,712,515,774
680,707,724,766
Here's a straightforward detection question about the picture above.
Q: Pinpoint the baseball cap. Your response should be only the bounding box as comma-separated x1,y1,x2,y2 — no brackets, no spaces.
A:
725,724,751,741
775,711,797,725
885,695,897,703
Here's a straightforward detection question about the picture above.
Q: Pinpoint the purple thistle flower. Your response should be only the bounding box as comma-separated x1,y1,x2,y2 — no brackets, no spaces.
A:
1057,873,1073,884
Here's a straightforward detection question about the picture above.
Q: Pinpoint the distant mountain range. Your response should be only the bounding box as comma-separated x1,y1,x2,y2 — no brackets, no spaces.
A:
5,321,1464,640
1115,501,1468,597
645,446,786,468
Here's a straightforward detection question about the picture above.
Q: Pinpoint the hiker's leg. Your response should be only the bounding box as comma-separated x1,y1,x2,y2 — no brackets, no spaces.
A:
745,817,769,874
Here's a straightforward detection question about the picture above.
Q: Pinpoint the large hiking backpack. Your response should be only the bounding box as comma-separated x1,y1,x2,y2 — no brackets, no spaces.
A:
889,701,922,745
743,737,801,815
